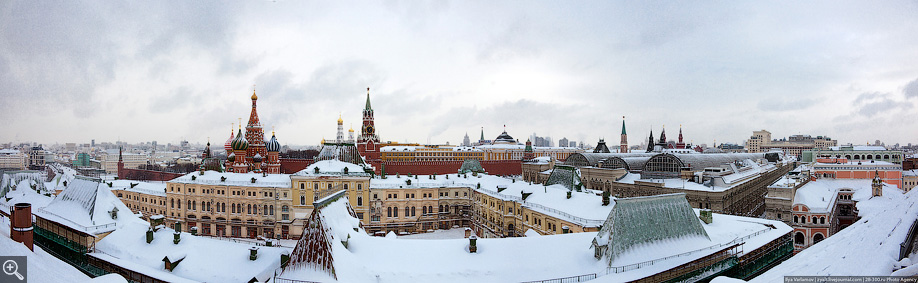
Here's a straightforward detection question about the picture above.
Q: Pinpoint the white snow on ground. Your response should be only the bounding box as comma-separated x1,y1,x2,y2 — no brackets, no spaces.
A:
397,228,468,240
280,198,790,283
751,185,918,281
0,216,96,283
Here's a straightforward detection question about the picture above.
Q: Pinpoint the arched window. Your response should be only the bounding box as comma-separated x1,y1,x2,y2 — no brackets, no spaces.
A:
867,155,873,160
314,183,319,190
885,155,890,160
171,198,174,208
821,217,826,224
422,206,427,214
247,204,252,214
222,203,226,212
264,205,268,215
357,196,363,206
358,184,362,190
232,203,236,214
405,207,410,217
394,207,398,217
411,206,416,216
814,233,825,244
387,207,392,217
344,184,348,190
187,200,191,209
795,232,805,245
300,196,305,205
300,183,304,189
794,215,798,223
282,205,289,212
269,205,274,215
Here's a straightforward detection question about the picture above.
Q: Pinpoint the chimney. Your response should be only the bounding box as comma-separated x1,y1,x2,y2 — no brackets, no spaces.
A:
249,247,259,261
11,203,33,251
147,227,154,244
468,235,478,253
700,209,713,224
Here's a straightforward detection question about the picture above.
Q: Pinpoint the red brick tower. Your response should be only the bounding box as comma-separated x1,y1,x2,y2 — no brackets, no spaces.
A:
357,88,381,171
266,131,281,174
246,90,266,166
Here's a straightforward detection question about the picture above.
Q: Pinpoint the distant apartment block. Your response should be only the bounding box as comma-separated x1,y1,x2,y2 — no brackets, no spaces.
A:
746,130,837,158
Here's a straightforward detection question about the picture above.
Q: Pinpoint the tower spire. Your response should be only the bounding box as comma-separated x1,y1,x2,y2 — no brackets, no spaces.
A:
620,116,628,153
365,87,372,110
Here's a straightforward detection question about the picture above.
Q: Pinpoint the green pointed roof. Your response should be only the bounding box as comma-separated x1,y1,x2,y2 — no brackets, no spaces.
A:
480,128,485,140
365,88,372,110
621,118,627,135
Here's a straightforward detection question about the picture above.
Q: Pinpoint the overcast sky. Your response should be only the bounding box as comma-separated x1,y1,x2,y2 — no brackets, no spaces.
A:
3,1,918,148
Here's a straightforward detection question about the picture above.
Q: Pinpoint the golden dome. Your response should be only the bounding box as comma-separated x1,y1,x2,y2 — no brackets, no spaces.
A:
337,114,343,124
251,90,258,100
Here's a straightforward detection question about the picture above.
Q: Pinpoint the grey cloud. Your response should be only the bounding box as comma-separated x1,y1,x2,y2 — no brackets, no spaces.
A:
905,77,918,98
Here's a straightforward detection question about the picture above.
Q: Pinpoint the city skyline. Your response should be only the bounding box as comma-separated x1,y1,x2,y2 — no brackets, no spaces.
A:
3,1,918,146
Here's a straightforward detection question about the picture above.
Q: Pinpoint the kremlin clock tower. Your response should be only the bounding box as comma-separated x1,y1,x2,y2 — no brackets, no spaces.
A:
357,88,381,171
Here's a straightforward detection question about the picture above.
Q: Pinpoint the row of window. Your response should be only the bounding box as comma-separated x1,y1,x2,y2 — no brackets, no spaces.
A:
794,215,826,224
299,182,363,190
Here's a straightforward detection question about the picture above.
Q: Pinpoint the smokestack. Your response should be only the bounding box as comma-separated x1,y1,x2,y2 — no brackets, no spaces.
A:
11,203,33,251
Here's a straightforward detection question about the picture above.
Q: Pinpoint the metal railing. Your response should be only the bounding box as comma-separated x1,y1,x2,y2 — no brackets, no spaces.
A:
520,273,598,283
901,218,918,260
607,227,771,274
476,186,605,227
35,209,117,234
274,278,323,283
173,178,289,187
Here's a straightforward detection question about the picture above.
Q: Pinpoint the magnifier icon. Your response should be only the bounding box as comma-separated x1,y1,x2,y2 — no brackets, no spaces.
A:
3,259,24,281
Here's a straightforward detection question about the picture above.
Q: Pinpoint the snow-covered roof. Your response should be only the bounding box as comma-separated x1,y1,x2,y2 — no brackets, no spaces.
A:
793,179,897,213
35,176,135,235
0,149,20,154
904,170,918,177
371,174,610,226
526,156,553,164
109,180,166,197
294,160,370,177
171,171,291,188
752,182,916,280
0,217,95,282
616,159,780,192
279,197,791,283
93,220,287,283
814,160,897,166
827,145,888,151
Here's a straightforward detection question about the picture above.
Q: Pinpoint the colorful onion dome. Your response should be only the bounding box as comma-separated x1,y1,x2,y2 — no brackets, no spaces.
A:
224,128,234,153
266,133,280,152
231,129,248,151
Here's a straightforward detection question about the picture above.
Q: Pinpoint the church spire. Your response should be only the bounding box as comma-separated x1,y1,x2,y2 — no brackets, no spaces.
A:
365,87,372,110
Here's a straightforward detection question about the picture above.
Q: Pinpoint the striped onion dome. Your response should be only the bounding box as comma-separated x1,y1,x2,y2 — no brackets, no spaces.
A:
266,133,280,152
231,129,249,151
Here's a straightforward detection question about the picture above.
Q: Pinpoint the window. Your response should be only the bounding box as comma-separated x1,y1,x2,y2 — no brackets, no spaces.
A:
793,215,798,223
344,184,348,190
394,207,399,217
405,207,410,217
820,217,826,224
300,183,304,189
358,184,362,190
269,205,274,215
387,207,392,217
314,183,319,190
328,184,332,189
232,203,235,214
411,206,416,217
357,196,363,206
222,203,226,212
455,192,459,197
264,205,268,215
300,196,306,205
282,205,289,212
282,214,289,221
187,200,191,210
247,204,252,214
170,199,174,208
422,206,427,214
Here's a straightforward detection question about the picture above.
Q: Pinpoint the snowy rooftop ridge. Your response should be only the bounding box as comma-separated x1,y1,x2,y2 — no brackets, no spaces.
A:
594,193,710,266
171,171,291,187
35,176,134,234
